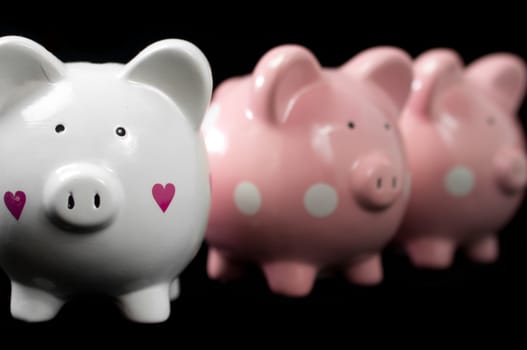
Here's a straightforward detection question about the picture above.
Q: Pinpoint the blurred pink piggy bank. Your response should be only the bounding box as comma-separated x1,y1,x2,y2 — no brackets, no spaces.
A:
397,49,527,269
202,45,413,296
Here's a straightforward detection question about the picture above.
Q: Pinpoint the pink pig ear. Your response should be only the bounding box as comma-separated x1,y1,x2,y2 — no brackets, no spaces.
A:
212,77,243,101
250,45,322,124
466,53,527,114
341,47,413,119
405,49,464,117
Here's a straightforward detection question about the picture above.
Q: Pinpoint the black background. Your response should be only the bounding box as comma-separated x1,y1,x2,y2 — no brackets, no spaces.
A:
0,14,526,337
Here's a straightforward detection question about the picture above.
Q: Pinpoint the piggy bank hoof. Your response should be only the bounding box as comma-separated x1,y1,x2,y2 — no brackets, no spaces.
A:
405,237,455,269
465,236,499,263
262,261,317,297
207,249,245,282
118,284,171,323
10,282,64,322
345,254,383,285
170,279,180,301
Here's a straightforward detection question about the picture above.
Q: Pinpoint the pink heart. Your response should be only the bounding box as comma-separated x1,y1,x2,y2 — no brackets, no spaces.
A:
152,183,176,213
4,191,26,221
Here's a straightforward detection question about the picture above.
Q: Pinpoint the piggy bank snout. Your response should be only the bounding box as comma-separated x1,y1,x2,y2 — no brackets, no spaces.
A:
351,154,403,210
43,163,122,231
494,147,527,195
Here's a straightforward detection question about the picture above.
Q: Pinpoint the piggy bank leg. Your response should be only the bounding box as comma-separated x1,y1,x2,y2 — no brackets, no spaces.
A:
345,254,383,285
465,235,499,263
118,283,170,323
207,248,245,282
262,261,317,297
170,279,180,301
10,282,64,322
405,236,455,269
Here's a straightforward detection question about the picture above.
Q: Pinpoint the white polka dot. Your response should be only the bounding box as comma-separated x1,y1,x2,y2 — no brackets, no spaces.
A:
304,183,338,217
201,103,220,132
234,182,261,215
444,165,474,197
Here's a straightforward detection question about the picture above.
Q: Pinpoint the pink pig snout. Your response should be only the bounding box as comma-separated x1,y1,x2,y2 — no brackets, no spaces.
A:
494,147,527,195
350,153,403,210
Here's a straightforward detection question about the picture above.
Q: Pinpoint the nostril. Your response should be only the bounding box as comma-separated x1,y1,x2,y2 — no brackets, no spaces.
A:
94,193,100,209
67,193,75,210
392,177,397,188
376,178,382,189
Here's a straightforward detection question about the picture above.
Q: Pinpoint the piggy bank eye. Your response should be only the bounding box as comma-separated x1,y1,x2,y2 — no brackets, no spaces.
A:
348,121,355,129
487,116,495,125
55,124,65,133
384,122,391,130
115,126,126,137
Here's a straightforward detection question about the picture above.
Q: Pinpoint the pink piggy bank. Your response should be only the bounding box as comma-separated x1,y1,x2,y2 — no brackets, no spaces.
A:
396,49,527,269
202,45,413,296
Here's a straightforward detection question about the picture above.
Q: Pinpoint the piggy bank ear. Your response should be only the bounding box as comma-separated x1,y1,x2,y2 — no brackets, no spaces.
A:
341,47,413,119
0,36,65,107
405,49,464,117
250,45,322,124
121,39,213,130
466,53,526,114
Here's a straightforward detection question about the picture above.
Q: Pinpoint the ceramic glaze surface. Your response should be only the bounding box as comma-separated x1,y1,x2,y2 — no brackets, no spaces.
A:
0,36,212,323
203,45,413,296
397,49,527,269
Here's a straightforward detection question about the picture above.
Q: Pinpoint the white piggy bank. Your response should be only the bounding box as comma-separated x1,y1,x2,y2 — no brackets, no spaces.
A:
0,36,212,323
